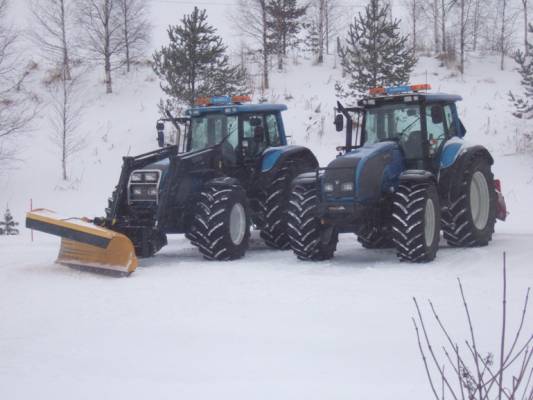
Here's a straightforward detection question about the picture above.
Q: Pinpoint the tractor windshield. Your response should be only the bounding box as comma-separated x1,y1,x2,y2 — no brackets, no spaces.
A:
189,114,238,152
364,103,423,159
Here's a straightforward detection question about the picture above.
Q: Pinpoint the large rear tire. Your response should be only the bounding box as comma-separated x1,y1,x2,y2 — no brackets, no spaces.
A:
188,184,250,260
259,163,300,250
392,182,441,263
287,183,338,261
442,157,496,247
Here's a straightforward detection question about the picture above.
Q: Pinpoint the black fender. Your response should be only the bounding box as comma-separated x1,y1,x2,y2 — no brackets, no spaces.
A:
260,145,319,184
291,171,320,188
399,170,437,184
439,145,494,204
205,176,242,189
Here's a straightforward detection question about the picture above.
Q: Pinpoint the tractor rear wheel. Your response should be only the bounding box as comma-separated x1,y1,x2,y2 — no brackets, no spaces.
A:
287,183,338,261
188,184,250,260
356,225,394,249
392,182,441,262
260,163,298,250
442,156,496,247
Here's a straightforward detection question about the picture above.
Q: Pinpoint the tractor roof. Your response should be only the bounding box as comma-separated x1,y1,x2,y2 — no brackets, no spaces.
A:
360,84,462,107
187,103,287,116
186,95,288,116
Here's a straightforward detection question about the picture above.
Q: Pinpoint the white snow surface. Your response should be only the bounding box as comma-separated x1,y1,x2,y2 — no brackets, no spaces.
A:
1,2,533,399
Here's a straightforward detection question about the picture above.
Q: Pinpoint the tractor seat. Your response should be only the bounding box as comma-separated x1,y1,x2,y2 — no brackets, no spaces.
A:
401,130,424,159
221,140,236,165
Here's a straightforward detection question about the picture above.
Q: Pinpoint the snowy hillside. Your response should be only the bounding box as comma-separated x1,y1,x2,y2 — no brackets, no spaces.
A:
1,0,532,399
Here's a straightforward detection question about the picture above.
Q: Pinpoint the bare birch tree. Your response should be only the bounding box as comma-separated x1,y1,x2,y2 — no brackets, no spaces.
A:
48,74,84,180
0,0,37,164
29,0,75,80
458,0,472,74
117,0,150,72
471,0,482,51
420,0,440,53
403,0,424,51
324,0,346,55
234,0,270,89
439,0,457,55
500,0,508,70
78,0,124,93
521,0,529,55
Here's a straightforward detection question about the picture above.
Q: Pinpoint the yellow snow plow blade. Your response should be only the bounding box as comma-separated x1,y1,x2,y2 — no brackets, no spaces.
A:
26,210,138,274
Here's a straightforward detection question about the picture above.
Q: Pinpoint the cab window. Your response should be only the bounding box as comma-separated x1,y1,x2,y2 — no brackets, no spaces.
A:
265,114,281,146
426,105,446,157
444,105,456,137
242,114,267,157
189,114,238,151
364,104,423,160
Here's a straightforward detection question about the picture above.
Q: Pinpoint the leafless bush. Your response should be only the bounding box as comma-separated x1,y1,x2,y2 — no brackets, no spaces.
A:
413,254,532,400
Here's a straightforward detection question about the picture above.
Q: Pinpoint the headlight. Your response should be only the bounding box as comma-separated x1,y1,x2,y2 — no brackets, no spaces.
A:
341,182,354,191
144,172,159,182
132,187,143,196
147,187,158,196
324,183,334,192
131,173,143,182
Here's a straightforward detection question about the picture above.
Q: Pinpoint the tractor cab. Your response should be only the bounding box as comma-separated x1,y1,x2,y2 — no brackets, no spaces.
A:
156,95,288,165
336,84,465,172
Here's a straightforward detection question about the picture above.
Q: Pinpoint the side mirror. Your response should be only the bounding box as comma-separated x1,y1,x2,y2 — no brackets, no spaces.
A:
334,114,344,132
156,120,165,147
431,106,444,124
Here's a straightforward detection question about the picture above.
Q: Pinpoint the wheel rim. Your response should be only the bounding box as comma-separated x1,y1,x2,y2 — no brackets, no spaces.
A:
470,171,490,230
229,203,246,245
424,198,436,247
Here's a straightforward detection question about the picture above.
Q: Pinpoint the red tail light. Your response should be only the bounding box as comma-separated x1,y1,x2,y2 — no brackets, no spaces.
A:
494,179,502,192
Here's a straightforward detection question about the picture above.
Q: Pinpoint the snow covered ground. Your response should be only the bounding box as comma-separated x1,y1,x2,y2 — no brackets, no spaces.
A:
1,2,533,399
1,229,532,399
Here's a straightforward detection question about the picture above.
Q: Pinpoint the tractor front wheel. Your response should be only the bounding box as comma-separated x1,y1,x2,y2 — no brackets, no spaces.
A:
392,182,441,262
442,157,496,247
188,184,250,260
287,183,338,261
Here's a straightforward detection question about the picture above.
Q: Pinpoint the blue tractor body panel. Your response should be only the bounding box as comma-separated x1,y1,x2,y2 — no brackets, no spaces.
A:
439,138,466,169
261,147,285,172
322,141,405,205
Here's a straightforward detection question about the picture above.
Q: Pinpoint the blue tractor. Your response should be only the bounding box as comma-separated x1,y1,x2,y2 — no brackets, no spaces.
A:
27,95,318,274
288,85,507,262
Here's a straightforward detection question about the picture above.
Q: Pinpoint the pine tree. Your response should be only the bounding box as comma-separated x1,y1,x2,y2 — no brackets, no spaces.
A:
0,207,19,236
510,24,533,119
303,20,321,60
152,7,248,108
266,0,307,70
336,0,416,99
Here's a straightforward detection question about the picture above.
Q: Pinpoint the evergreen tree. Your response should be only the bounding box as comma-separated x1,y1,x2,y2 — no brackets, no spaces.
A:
266,0,307,70
303,20,321,61
336,0,416,99
510,24,533,119
0,208,19,236
152,7,248,108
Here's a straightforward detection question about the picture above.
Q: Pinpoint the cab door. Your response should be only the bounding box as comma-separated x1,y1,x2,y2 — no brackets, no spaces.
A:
425,103,454,172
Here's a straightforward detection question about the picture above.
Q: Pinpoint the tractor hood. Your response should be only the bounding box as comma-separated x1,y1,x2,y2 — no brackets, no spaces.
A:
323,141,404,204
